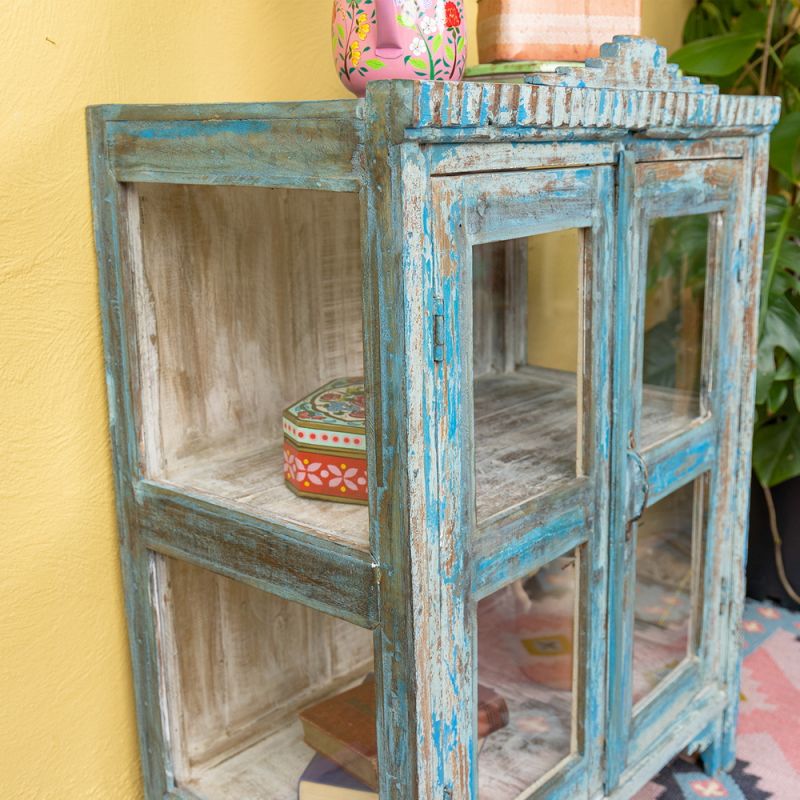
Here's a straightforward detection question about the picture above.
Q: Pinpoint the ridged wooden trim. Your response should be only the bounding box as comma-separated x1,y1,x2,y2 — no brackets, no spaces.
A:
410,81,779,133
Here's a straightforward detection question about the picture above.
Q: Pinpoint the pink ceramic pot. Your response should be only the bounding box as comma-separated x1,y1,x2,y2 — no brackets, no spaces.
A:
332,0,467,97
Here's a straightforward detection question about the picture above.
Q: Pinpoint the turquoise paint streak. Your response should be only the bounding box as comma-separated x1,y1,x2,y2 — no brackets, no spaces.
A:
132,119,271,139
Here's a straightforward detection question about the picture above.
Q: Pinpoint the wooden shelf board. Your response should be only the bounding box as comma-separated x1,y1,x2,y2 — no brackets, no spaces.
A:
166,442,371,552
181,721,312,800
174,510,695,800
474,366,577,520
162,366,699,552
182,696,572,800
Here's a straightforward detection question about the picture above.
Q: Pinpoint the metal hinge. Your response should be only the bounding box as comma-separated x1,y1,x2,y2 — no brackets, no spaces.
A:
433,296,445,362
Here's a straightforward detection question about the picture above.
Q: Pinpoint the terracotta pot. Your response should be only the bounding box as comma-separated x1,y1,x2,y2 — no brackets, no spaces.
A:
477,0,641,63
332,0,468,97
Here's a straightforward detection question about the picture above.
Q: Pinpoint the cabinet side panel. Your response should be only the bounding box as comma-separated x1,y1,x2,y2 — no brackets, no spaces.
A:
712,132,771,771
87,108,171,799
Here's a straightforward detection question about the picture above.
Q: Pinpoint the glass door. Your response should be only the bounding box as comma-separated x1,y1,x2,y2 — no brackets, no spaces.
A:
606,153,748,790
431,163,615,800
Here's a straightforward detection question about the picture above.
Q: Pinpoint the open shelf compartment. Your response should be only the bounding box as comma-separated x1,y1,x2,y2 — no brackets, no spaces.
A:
155,556,374,799
127,182,367,549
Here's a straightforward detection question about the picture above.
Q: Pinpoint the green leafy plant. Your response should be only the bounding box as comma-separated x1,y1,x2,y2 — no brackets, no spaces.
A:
672,0,800,602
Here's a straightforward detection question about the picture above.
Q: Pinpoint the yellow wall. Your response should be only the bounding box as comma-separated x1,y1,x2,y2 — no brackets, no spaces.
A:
1,2,689,797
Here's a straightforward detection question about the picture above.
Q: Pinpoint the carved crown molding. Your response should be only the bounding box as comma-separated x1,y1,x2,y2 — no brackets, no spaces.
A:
408,37,780,135
526,36,717,94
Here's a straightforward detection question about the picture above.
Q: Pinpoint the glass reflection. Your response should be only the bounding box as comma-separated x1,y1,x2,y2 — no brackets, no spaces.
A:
642,215,710,445
472,230,583,521
632,480,706,705
477,554,578,796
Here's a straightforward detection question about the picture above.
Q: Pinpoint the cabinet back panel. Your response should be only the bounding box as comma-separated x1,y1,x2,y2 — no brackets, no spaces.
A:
157,556,374,781
131,184,363,478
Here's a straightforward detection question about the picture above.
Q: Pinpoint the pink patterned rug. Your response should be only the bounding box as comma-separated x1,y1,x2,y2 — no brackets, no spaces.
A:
634,599,800,799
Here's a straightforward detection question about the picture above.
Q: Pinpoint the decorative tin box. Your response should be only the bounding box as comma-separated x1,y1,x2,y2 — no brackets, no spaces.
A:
282,378,368,505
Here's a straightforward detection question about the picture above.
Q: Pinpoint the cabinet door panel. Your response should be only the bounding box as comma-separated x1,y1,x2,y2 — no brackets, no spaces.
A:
607,154,749,790
431,166,614,800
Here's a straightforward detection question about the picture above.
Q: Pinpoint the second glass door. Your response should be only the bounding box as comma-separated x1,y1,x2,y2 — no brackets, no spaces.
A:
606,153,747,790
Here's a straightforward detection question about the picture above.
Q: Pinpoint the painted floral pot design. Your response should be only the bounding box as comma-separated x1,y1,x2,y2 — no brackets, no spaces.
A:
332,0,467,97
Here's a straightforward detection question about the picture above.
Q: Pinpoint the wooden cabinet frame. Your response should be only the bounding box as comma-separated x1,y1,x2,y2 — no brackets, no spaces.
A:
87,38,778,800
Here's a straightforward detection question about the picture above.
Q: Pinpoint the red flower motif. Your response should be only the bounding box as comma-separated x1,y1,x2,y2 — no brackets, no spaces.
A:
444,1,460,28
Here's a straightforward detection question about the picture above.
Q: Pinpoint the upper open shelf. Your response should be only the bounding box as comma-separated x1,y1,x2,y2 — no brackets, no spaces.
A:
129,182,708,555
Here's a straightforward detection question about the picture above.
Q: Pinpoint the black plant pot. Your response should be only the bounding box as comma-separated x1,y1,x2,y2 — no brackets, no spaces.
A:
746,473,800,611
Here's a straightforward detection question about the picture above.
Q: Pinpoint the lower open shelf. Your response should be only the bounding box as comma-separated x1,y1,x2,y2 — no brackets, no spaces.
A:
181,686,573,800
163,469,699,800
181,722,312,800
162,554,576,800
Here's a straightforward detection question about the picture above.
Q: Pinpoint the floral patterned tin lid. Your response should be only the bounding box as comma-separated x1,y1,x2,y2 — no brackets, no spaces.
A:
282,377,366,454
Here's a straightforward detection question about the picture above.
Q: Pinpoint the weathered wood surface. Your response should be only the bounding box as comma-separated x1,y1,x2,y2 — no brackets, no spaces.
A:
155,556,372,785
431,160,615,800
138,480,377,628
708,132,771,774
642,420,716,505
605,147,748,792
612,686,726,800
178,720,313,800
632,137,747,163
86,41,778,800
408,80,779,139
106,108,363,191
473,367,577,515
161,447,371,550
428,140,616,175
142,365,692,547
527,37,716,94
87,107,171,799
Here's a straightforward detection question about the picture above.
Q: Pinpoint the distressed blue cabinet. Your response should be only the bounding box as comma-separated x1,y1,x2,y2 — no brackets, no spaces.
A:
88,37,778,800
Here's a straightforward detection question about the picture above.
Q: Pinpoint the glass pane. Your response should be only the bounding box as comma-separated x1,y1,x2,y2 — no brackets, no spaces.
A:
642,214,710,446
473,230,584,521
632,479,706,705
477,552,579,796
160,556,377,798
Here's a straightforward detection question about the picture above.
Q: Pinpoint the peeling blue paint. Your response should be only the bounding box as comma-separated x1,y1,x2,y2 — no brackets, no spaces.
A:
130,119,271,140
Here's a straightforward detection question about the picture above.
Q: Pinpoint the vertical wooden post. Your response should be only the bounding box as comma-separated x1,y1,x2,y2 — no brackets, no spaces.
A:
605,147,638,791
363,82,473,799
701,132,771,776
87,107,172,799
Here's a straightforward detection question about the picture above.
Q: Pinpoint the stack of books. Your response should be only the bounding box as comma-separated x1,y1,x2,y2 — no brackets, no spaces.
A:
298,675,509,799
